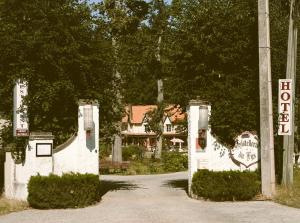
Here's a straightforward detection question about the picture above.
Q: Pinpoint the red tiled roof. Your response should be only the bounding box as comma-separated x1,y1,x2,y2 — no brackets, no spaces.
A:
164,105,186,123
122,105,186,124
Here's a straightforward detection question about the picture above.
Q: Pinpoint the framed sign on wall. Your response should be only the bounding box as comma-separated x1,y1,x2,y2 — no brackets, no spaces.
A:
36,143,53,157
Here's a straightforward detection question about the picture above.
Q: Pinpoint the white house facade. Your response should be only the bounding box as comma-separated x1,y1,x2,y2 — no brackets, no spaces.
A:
121,105,187,151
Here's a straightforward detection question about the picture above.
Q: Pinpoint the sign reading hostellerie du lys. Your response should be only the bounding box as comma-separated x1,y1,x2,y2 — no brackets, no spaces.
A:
231,131,259,169
278,79,292,135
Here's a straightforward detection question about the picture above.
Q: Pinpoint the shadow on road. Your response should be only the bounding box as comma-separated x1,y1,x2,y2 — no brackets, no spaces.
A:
99,180,139,197
163,179,188,195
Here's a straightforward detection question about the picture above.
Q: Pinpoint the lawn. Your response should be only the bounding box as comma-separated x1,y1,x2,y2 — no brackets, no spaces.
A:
100,151,188,175
275,166,300,208
0,197,28,215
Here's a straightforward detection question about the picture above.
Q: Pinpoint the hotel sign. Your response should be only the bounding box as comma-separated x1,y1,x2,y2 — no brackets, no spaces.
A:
278,79,292,135
13,79,29,137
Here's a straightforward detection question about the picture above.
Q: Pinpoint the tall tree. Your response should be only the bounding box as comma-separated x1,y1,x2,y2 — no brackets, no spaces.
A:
282,0,300,188
95,0,149,162
0,0,114,145
149,0,169,158
165,0,259,147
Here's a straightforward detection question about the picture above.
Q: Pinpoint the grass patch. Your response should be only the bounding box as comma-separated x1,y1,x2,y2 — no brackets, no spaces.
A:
100,160,165,175
100,152,188,175
0,197,28,215
275,166,300,208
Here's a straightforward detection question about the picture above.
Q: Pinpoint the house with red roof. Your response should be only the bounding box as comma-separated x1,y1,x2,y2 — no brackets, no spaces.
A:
121,105,187,151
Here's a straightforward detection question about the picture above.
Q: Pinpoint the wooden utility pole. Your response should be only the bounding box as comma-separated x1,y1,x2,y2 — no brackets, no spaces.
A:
282,0,298,188
258,0,276,198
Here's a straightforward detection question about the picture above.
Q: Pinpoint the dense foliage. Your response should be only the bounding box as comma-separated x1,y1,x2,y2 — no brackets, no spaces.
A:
0,0,298,178
27,173,101,209
191,169,260,201
0,0,116,145
162,151,188,172
122,145,144,161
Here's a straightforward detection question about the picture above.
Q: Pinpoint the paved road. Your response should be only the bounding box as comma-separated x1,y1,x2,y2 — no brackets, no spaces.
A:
1,172,300,223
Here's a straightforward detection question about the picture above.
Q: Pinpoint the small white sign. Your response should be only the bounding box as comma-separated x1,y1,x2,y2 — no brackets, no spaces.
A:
278,79,292,135
36,143,52,157
231,132,259,168
13,79,29,137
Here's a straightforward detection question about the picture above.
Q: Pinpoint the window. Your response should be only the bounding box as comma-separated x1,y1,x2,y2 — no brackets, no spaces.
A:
144,124,150,132
166,124,172,132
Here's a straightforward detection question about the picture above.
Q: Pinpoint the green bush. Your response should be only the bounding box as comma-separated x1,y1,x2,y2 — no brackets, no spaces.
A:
125,160,164,175
27,173,101,209
162,152,188,172
99,143,111,160
122,145,144,161
191,169,260,201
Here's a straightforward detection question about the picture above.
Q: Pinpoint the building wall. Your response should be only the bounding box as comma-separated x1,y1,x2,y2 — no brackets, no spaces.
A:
5,101,99,201
54,104,99,175
188,102,258,195
5,138,53,200
124,118,180,135
126,122,148,134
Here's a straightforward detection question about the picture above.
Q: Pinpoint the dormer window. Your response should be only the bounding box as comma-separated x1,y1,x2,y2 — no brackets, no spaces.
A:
166,124,172,132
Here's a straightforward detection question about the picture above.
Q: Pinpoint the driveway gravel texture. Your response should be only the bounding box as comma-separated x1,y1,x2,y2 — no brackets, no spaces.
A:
0,171,300,223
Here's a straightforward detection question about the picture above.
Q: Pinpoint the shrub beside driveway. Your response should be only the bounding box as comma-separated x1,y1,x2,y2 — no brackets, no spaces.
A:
191,169,260,201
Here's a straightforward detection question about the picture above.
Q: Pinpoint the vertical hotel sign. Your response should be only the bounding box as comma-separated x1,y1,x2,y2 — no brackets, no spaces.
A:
13,79,29,137
278,79,292,135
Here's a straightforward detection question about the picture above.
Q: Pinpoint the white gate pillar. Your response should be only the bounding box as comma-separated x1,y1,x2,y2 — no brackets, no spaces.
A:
188,99,210,196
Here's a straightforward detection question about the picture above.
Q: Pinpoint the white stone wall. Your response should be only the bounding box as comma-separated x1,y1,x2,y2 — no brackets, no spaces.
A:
54,103,99,175
4,101,99,201
188,101,258,195
5,138,53,200
53,137,78,174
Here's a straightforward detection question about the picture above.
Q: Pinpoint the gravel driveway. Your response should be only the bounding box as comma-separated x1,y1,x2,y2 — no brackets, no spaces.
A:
0,171,300,223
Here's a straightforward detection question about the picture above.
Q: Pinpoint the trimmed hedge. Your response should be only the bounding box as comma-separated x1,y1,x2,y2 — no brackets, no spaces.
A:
191,169,260,201
27,173,101,209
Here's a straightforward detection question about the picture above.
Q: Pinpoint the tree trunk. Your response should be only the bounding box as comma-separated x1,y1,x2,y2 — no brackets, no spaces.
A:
112,133,122,163
111,16,122,163
155,79,164,159
282,0,297,188
155,30,164,159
